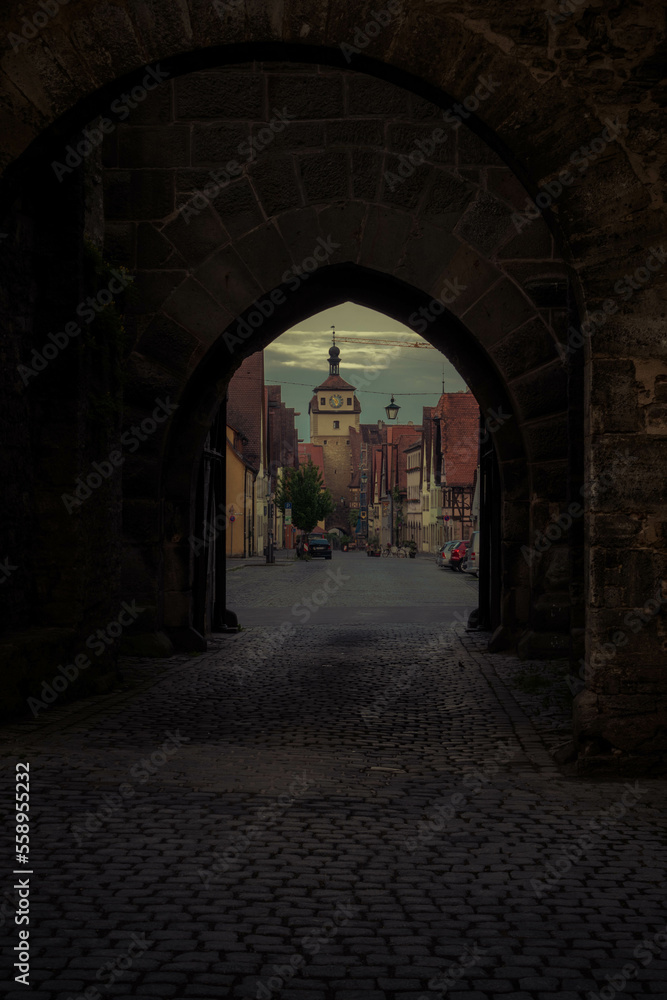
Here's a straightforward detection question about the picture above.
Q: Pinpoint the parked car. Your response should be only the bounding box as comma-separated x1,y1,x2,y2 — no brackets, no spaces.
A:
462,531,480,577
436,540,460,568
449,539,467,571
304,534,332,559
297,533,328,558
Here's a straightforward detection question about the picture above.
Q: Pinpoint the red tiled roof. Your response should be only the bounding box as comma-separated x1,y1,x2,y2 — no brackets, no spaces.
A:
227,353,265,473
391,429,422,492
313,374,357,392
433,390,479,487
267,384,299,472
298,443,326,486
226,425,258,472
422,406,434,483
346,423,424,497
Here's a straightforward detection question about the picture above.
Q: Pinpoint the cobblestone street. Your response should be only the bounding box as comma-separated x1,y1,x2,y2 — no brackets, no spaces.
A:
2,554,666,1000
226,549,481,622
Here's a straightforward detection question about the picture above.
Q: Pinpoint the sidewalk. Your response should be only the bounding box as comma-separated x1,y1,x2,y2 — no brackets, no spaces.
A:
226,549,440,570
226,552,296,570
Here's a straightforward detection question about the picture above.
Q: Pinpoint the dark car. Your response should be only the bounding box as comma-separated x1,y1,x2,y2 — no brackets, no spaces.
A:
449,539,467,571
297,534,332,559
307,536,332,559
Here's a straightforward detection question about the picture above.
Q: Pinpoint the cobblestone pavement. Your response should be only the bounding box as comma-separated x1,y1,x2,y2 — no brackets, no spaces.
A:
226,550,480,624
2,556,667,1000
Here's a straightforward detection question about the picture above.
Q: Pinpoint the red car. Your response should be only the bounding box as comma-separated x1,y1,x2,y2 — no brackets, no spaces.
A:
449,539,467,571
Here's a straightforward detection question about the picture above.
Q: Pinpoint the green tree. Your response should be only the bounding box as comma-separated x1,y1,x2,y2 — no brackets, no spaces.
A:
276,459,335,533
348,508,360,531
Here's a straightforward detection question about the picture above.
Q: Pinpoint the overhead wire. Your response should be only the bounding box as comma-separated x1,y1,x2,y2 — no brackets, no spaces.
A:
229,375,462,396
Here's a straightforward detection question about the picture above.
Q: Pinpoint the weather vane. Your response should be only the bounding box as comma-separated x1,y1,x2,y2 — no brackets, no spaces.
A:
331,325,335,346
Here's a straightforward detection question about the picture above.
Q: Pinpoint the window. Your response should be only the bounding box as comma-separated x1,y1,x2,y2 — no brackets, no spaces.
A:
333,420,339,429
321,397,325,404
324,439,327,444
347,398,352,405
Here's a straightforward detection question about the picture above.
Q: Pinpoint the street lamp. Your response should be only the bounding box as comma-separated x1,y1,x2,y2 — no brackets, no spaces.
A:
385,395,400,421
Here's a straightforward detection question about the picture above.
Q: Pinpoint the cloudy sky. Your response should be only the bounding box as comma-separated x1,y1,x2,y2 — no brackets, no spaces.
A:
264,302,468,441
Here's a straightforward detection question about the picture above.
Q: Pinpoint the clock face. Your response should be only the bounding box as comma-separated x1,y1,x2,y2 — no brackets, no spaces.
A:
329,394,344,409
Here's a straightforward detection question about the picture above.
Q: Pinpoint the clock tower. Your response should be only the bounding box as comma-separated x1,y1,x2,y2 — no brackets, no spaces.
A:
308,341,361,522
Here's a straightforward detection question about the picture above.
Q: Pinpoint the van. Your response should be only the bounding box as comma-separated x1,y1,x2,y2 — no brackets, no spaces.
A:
462,531,480,577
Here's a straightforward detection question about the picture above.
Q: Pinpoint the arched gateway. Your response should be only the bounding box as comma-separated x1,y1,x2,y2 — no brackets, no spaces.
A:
1,5,665,769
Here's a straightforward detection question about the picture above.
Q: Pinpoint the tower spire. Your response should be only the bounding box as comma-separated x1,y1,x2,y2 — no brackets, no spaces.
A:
327,326,341,376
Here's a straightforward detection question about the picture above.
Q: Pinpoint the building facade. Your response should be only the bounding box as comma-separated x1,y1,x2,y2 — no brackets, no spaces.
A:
405,441,422,546
433,390,480,545
227,353,269,557
267,386,299,549
227,354,301,556
349,423,383,542
420,407,444,553
225,426,255,558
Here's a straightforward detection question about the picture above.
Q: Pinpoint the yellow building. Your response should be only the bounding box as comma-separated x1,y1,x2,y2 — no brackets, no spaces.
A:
225,425,255,557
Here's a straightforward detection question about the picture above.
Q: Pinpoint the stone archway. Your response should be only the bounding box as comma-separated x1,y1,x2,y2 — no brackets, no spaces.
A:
94,61,574,665
1,9,665,765
157,254,560,643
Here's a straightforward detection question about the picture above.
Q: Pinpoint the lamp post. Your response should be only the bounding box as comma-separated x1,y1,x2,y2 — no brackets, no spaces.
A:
266,488,275,564
384,397,400,545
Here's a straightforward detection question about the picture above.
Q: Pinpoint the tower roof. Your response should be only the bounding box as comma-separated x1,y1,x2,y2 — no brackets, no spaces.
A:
312,373,357,393
309,335,360,412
